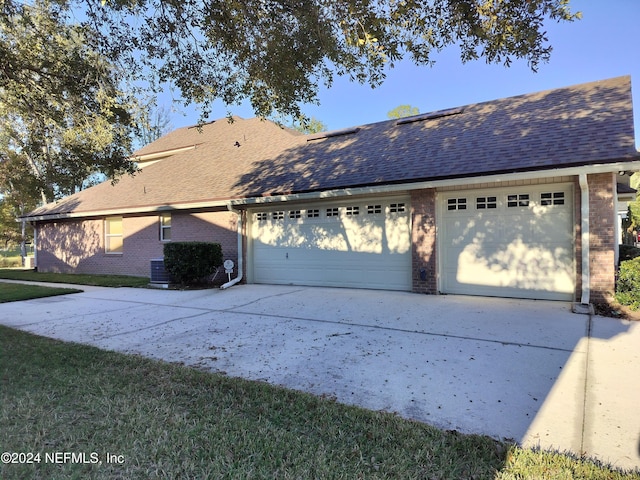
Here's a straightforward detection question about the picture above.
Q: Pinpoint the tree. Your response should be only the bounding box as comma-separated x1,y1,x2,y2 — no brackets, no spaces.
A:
292,116,328,134
71,0,579,122
0,150,40,258
387,105,420,119
134,101,173,149
0,0,139,205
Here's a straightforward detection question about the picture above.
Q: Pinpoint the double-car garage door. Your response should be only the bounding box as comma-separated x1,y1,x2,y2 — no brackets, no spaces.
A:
250,197,412,290
249,185,575,300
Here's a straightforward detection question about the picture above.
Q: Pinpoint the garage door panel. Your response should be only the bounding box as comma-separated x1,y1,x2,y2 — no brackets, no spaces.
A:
251,198,411,291
441,185,574,300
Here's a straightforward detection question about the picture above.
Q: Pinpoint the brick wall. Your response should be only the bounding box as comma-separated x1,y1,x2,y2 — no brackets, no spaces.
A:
36,209,239,278
588,172,616,303
411,189,437,294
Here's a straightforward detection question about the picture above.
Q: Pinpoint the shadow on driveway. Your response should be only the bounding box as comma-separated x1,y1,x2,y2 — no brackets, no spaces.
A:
1,284,638,471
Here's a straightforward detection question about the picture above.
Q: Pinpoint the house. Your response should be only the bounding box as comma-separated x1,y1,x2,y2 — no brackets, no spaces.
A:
22,76,640,304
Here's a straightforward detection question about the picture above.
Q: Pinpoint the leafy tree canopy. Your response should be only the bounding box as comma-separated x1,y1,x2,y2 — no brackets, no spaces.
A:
0,0,138,204
68,0,578,122
387,104,420,119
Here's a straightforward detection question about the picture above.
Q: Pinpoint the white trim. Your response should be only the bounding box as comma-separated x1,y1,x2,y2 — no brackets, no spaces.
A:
579,174,590,305
437,183,576,300
159,212,172,242
104,216,124,254
220,206,243,289
23,160,640,222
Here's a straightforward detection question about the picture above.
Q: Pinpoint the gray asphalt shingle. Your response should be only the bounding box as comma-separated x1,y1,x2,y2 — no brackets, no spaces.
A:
25,76,638,219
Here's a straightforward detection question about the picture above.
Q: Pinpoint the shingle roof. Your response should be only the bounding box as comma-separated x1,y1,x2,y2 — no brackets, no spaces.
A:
26,76,639,219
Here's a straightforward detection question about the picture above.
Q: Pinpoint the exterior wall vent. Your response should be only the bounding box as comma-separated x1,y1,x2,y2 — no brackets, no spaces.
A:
150,258,171,283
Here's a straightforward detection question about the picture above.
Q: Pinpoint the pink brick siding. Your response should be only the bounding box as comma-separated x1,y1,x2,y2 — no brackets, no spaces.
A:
36,175,618,300
411,189,437,294
587,172,616,303
36,209,239,278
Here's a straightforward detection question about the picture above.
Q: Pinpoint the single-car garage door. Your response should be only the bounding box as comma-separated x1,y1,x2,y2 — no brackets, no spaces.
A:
250,197,411,290
440,184,575,301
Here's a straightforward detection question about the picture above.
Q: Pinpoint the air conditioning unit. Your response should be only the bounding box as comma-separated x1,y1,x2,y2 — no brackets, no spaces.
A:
150,258,171,283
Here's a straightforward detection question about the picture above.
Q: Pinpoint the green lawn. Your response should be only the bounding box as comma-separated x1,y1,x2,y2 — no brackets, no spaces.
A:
0,269,149,287
0,283,82,303
1,326,637,480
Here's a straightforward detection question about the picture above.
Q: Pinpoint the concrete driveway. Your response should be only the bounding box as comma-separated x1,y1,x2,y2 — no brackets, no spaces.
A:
1,282,639,471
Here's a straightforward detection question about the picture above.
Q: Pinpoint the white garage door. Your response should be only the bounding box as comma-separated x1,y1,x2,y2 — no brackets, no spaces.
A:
250,197,411,290
440,184,575,300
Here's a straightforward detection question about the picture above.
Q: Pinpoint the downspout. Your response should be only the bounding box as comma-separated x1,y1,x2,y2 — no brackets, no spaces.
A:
32,223,38,270
220,204,243,289
579,173,590,305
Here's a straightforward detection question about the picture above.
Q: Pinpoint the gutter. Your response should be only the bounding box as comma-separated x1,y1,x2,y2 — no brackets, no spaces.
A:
578,173,590,305
220,204,243,289
20,159,640,223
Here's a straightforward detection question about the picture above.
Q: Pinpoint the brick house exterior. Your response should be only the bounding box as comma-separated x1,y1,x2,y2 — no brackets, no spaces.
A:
22,77,640,304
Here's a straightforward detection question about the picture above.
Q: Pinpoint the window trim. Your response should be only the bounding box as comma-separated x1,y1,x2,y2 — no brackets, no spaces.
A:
105,216,123,254
160,213,172,242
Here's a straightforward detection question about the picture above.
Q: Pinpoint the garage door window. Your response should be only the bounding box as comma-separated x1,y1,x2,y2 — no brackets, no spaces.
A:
346,206,360,216
256,212,268,221
289,210,302,219
476,196,497,209
447,198,467,211
541,192,565,206
390,203,406,213
307,209,320,218
272,211,285,220
507,194,529,207
326,207,339,217
367,205,382,214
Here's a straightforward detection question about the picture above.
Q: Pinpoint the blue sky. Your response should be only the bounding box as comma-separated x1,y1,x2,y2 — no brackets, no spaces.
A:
166,0,640,148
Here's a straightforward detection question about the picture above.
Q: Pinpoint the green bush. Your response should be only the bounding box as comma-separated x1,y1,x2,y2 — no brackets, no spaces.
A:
163,242,223,285
0,256,22,268
615,256,640,310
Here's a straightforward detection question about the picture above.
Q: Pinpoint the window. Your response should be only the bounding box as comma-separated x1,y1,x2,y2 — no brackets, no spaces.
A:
272,211,285,220
507,194,530,207
105,217,123,254
256,212,268,221
367,205,382,214
326,207,339,217
346,206,360,216
541,192,565,206
160,213,171,241
307,209,320,218
447,198,467,211
476,196,497,209
390,203,406,213
289,210,301,219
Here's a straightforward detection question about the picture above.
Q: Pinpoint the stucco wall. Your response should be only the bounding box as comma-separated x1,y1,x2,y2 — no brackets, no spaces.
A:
36,210,238,278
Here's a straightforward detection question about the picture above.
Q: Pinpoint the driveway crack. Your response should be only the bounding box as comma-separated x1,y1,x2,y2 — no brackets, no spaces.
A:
580,312,593,457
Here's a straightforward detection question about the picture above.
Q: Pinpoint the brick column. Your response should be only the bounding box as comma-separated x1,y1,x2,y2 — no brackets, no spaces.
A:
411,189,437,294
588,172,616,303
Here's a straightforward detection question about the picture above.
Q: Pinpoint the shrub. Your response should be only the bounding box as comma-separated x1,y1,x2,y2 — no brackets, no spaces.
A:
163,242,223,285
615,256,640,310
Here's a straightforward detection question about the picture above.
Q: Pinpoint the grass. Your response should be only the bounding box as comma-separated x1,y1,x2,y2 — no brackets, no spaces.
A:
0,283,82,303
0,269,150,288
1,326,638,480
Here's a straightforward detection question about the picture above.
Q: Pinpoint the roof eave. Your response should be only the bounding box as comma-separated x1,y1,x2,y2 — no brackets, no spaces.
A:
22,157,640,222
